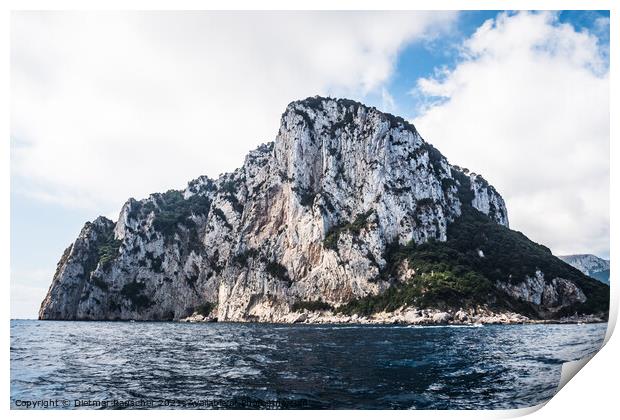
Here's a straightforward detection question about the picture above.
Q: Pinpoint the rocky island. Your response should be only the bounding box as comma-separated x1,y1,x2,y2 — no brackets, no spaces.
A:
39,97,609,324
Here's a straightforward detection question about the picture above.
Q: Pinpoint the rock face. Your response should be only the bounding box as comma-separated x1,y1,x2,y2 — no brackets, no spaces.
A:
496,270,587,310
39,96,608,322
39,217,116,320
559,254,610,284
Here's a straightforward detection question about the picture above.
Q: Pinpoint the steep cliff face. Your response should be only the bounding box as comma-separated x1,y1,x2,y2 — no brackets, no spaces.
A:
39,97,608,321
39,217,116,319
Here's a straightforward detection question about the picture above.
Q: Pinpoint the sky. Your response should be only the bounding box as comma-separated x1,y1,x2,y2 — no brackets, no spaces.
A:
10,11,610,319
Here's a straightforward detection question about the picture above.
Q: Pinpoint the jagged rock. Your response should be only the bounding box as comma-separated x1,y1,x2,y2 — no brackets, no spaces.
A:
402,310,421,324
432,312,452,324
454,310,469,322
292,312,307,323
38,96,607,322
180,312,218,323
496,271,587,308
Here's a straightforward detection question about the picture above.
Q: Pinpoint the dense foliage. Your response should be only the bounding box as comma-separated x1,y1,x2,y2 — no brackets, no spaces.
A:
144,190,212,238
96,231,122,270
231,249,291,285
292,299,333,312
447,208,586,285
212,208,232,230
338,207,609,318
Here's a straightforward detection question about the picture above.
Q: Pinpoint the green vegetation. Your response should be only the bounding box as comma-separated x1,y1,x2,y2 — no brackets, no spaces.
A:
97,231,122,270
212,207,232,230
219,179,244,213
441,178,457,195
292,299,333,312
296,97,362,136
338,244,494,316
413,197,440,221
323,210,374,251
185,177,216,197
300,96,326,110
220,180,238,195
338,207,609,318
195,302,215,316
448,208,587,286
384,111,418,134
451,168,474,205
145,190,212,239
121,280,152,310
421,143,446,179
231,249,292,286
329,109,354,137
292,186,317,207
294,109,315,131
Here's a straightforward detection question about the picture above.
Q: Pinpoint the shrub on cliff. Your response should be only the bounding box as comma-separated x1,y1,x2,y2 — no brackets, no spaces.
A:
338,207,609,317
97,232,121,270
292,299,333,312
323,210,374,251
147,190,212,238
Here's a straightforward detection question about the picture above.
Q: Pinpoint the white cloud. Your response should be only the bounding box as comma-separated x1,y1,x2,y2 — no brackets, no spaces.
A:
11,11,456,215
413,12,609,257
381,87,396,113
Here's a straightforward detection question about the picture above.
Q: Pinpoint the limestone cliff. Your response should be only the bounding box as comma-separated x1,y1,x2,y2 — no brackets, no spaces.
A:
39,97,608,321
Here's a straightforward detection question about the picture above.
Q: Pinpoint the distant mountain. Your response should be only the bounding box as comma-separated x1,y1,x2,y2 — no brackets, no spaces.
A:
558,254,610,285
39,96,609,322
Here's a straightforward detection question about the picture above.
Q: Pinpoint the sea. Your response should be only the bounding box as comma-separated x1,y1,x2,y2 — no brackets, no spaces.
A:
10,320,607,410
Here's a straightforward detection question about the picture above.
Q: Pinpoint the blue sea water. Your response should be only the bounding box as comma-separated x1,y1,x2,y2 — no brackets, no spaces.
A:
10,320,607,410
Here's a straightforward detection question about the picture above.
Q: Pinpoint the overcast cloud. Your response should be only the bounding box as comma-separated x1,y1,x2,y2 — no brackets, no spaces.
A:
413,12,609,258
11,11,609,261
11,11,456,214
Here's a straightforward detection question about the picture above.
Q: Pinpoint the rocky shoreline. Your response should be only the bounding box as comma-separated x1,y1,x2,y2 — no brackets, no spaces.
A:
180,307,605,325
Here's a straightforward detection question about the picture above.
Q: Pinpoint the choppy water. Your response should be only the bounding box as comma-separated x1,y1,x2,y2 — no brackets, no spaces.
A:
10,320,606,409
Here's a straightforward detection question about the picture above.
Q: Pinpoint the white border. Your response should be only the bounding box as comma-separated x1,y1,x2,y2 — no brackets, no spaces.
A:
2,1,617,419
